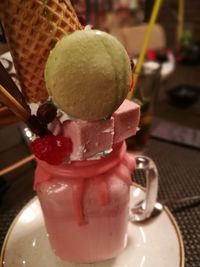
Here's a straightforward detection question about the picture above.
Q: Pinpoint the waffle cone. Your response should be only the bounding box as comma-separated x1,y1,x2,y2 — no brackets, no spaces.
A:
0,0,82,103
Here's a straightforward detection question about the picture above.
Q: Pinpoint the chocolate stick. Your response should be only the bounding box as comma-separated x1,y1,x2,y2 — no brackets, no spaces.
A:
0,63,51,136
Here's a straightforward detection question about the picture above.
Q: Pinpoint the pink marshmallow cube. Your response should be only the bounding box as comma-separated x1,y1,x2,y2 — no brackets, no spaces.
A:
63,119,114,160
113,99,140,143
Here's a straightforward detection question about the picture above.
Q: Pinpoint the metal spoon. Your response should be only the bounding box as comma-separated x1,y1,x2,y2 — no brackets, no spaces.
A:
132,195,200,223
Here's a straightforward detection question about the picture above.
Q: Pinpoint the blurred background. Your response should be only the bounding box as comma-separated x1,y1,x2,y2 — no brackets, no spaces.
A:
70,0,200,50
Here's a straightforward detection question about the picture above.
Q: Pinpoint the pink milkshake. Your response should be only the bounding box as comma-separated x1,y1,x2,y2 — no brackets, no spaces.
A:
35,142,135,263
28,29,140,263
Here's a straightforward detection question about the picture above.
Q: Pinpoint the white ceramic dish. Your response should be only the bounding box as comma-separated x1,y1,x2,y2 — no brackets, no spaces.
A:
0,185,184,267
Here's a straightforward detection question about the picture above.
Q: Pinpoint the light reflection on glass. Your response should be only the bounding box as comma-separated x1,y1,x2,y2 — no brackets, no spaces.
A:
24,127,33,138
140,255,146,267
32,239,36,248
139,226,147,244
133,187,141,198
47,183,68,195
54,184,68,193
22,260,26,265
123,233,128,248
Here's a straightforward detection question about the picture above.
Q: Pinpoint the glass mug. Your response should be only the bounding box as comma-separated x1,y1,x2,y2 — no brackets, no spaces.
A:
127,62,161,151
35,142,158,263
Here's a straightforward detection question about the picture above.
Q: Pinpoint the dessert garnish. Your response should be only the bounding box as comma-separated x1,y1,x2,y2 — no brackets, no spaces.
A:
30,135,72,165
45,30,132,121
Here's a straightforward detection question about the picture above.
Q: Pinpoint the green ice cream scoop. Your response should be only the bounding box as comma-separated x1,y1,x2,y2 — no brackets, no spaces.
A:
45,30,132,121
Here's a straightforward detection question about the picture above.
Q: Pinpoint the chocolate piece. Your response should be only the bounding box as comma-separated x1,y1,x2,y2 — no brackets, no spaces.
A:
26,115,51,136
37,103,57,124
0,83,29,121
130,58,135,71
0,63,51,136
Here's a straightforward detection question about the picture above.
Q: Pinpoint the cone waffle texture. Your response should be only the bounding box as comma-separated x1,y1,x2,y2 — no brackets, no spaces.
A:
0,0,82,103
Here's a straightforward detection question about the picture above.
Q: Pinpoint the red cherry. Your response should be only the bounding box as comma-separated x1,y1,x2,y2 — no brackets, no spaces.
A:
30,135,72,165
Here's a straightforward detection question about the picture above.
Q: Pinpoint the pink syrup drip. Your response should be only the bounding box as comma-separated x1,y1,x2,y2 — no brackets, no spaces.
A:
115,164,133,186
34,165,52,191
34,142,126,190
96,175,109,206
122,153,136,172
72,180,86,225
71,158,133,225
72,175,110,225
35,142,135,224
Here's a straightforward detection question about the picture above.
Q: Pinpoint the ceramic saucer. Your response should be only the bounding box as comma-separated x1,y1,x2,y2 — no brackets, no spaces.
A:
0,185,184,267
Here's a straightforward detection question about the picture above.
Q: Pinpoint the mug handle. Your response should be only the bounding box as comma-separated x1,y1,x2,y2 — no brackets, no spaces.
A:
129,155,159,222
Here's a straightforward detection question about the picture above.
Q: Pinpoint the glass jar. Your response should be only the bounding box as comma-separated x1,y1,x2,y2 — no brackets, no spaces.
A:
35,142,135,263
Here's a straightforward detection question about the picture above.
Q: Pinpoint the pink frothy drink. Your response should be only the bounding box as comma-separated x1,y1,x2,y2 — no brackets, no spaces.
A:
35,142,135,263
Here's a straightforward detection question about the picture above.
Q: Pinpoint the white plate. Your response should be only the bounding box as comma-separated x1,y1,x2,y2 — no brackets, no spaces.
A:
0,185,184,267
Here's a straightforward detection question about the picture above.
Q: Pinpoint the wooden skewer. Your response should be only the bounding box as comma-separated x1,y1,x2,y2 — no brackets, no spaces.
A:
0,84,30,121
0,106,10,114
0,62,30,112
0,83,51,135
0,154,35,177
0,114,20,127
